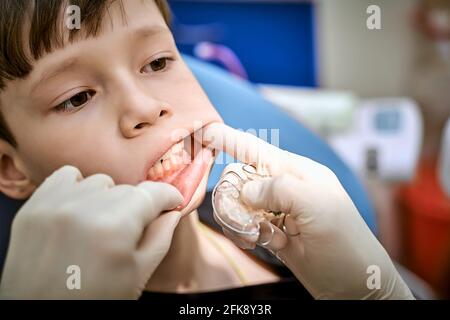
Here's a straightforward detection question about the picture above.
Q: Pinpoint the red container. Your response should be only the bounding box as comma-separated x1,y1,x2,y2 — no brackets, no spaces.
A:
398,159,450,296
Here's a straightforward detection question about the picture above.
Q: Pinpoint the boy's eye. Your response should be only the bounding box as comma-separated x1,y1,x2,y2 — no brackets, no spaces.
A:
55,90,95,112
141,57,171,73
149,58,166,71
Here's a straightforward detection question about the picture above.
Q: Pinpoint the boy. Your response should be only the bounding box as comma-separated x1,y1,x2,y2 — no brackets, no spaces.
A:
0,0,281,294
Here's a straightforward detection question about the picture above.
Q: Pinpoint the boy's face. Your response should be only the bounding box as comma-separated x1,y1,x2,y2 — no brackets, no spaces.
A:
0,0,222,211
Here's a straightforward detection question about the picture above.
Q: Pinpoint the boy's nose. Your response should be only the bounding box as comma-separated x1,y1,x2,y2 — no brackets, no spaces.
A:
119,95,172,139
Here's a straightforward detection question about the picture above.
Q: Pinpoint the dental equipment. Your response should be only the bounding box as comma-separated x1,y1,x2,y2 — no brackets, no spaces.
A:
329,98,423,182
439,118,450,197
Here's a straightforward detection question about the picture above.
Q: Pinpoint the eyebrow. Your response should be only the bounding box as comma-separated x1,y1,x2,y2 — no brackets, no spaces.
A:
132,25,170,39
30,26,170,95
31,58,80,95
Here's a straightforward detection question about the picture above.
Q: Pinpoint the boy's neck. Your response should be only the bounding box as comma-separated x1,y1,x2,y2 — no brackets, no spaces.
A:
144,210,204,292
144,210,245,293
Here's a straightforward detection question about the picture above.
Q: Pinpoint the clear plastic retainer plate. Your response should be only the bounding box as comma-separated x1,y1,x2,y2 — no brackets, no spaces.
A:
211,164,274,237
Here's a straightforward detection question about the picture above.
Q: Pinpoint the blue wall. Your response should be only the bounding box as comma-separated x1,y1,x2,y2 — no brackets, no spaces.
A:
169,0,317,87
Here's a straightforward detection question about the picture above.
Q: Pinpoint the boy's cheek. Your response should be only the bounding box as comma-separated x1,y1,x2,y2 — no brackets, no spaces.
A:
12,76,222,188
16,140,111,185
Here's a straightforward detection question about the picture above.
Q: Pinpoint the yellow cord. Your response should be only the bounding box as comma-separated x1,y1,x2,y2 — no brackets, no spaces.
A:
198,223,248,286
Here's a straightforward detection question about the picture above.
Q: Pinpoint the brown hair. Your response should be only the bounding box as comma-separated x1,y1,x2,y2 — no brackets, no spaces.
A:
0,0,171,147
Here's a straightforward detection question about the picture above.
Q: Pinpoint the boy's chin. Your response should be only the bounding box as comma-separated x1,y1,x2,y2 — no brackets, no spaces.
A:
178,168,210,217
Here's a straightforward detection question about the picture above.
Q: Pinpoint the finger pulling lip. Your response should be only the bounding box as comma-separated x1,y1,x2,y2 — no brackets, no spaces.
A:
142,122,219,180
143,122,220,211
146,146,215,212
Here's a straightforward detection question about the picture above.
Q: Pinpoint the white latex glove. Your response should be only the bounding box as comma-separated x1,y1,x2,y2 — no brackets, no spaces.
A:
203,123,414,300
0,166,183,299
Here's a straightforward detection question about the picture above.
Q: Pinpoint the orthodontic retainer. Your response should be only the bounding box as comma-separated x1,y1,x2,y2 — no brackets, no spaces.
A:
211,164,283,239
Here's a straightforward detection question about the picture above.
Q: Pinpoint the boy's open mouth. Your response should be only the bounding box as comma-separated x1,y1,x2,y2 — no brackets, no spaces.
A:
145,128,215,210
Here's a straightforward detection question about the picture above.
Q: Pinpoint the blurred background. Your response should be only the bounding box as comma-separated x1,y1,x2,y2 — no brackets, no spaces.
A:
168,0,450,298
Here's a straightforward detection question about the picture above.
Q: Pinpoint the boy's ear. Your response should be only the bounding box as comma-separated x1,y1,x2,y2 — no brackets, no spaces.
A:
0,140,36,200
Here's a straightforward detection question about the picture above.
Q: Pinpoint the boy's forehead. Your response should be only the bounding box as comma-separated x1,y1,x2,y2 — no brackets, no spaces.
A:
99,0,167,34
58,0,168,47
24,0,169,92
30,0,167,61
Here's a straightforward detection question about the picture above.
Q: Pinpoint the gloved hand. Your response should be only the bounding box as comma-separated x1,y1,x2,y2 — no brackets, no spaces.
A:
202,123,414,300
0,166,183,299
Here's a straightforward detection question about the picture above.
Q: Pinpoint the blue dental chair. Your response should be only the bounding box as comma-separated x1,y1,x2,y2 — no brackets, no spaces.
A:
184,55,377,233
0,56,377,279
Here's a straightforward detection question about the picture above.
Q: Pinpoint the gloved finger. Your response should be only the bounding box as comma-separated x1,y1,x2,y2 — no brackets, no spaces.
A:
202,123,331,180
133,181,183,226
257,220,288,252
41,166,83,190
270,216,285,229
240,174,306,216
283,214,301,237
77,173,115,191
201,123,280,173
136,211,182,278
286,153,339,182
